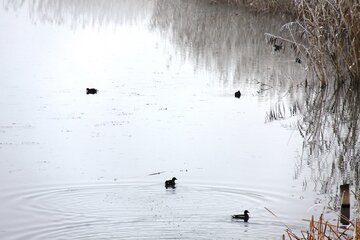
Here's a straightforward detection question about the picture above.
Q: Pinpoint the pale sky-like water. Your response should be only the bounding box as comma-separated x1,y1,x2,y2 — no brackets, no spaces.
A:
0,1,334,239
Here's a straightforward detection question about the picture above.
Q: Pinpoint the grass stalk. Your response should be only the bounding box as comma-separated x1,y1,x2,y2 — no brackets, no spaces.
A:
212,0,360,86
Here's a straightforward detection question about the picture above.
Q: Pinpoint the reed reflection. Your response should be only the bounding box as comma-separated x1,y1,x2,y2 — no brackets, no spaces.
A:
299,84,360,193
5,0,348,195
2,0,153,28
150,0,306,96
268,84,360,201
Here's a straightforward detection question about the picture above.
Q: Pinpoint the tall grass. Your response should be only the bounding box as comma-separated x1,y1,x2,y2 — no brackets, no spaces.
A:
214,0,360,87
284,215,360,239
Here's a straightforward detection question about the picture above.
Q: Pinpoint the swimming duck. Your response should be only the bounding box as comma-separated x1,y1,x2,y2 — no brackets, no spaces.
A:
165,177,177,188
273,44,282,51
234,90,241,98
232,210,250,222
86,88,98,94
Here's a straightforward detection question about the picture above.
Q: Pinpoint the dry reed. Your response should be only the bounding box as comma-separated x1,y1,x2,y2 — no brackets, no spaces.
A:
286,190,360,239
212,0,360,87
283,215,360,240
266,188,360,240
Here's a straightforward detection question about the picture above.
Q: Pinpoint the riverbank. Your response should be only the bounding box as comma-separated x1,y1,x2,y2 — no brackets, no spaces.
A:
214,0,360,88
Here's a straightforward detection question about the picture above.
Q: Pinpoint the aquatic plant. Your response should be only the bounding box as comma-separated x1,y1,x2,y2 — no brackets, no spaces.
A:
267,203,360,240
214,0,360,87
283,214,360,240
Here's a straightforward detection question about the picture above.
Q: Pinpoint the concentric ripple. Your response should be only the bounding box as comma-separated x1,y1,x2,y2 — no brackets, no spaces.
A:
0,181,309,239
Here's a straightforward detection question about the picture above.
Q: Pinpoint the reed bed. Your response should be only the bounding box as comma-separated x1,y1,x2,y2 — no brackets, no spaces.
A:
293,189,360,239
266,190,360,239
212,0,360,87
283,215,359,240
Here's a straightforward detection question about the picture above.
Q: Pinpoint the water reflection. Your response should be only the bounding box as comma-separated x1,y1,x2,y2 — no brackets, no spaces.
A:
3,0,306,96
0,0,349,202
298,84,360,194
149,0,360,200
3,0,153,27
150,0,306,96
0,0,334,238
267,83,360,202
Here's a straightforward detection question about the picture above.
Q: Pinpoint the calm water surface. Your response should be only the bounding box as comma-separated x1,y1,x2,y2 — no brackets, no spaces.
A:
0,0,332,239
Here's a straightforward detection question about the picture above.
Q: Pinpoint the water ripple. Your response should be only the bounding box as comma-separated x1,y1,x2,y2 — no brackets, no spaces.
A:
0,181,304,239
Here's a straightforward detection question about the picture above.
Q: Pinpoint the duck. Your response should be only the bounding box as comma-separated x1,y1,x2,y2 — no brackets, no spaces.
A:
232,210,250,222
165,177,177,188
234,90,241,98
86,88,98,94
273,44,282,51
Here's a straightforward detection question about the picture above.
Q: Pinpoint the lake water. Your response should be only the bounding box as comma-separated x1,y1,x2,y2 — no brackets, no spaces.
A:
0,0,346,239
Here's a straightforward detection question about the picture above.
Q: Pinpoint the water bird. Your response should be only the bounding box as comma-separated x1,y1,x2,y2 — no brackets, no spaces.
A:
86,88,98,94
165,177,177,188
232,210,250,222
234,90,241,98
273,44,282,51
295,57,301,64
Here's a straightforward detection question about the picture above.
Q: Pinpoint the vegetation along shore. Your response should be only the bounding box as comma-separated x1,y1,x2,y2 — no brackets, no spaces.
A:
213,0,360,88
212,0,360,238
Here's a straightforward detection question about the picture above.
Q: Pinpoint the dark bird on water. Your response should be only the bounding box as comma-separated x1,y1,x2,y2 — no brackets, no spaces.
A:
165,177,177,188
234,90,241,98
273,44,282,51
232,210,250,222
86,88,98,94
